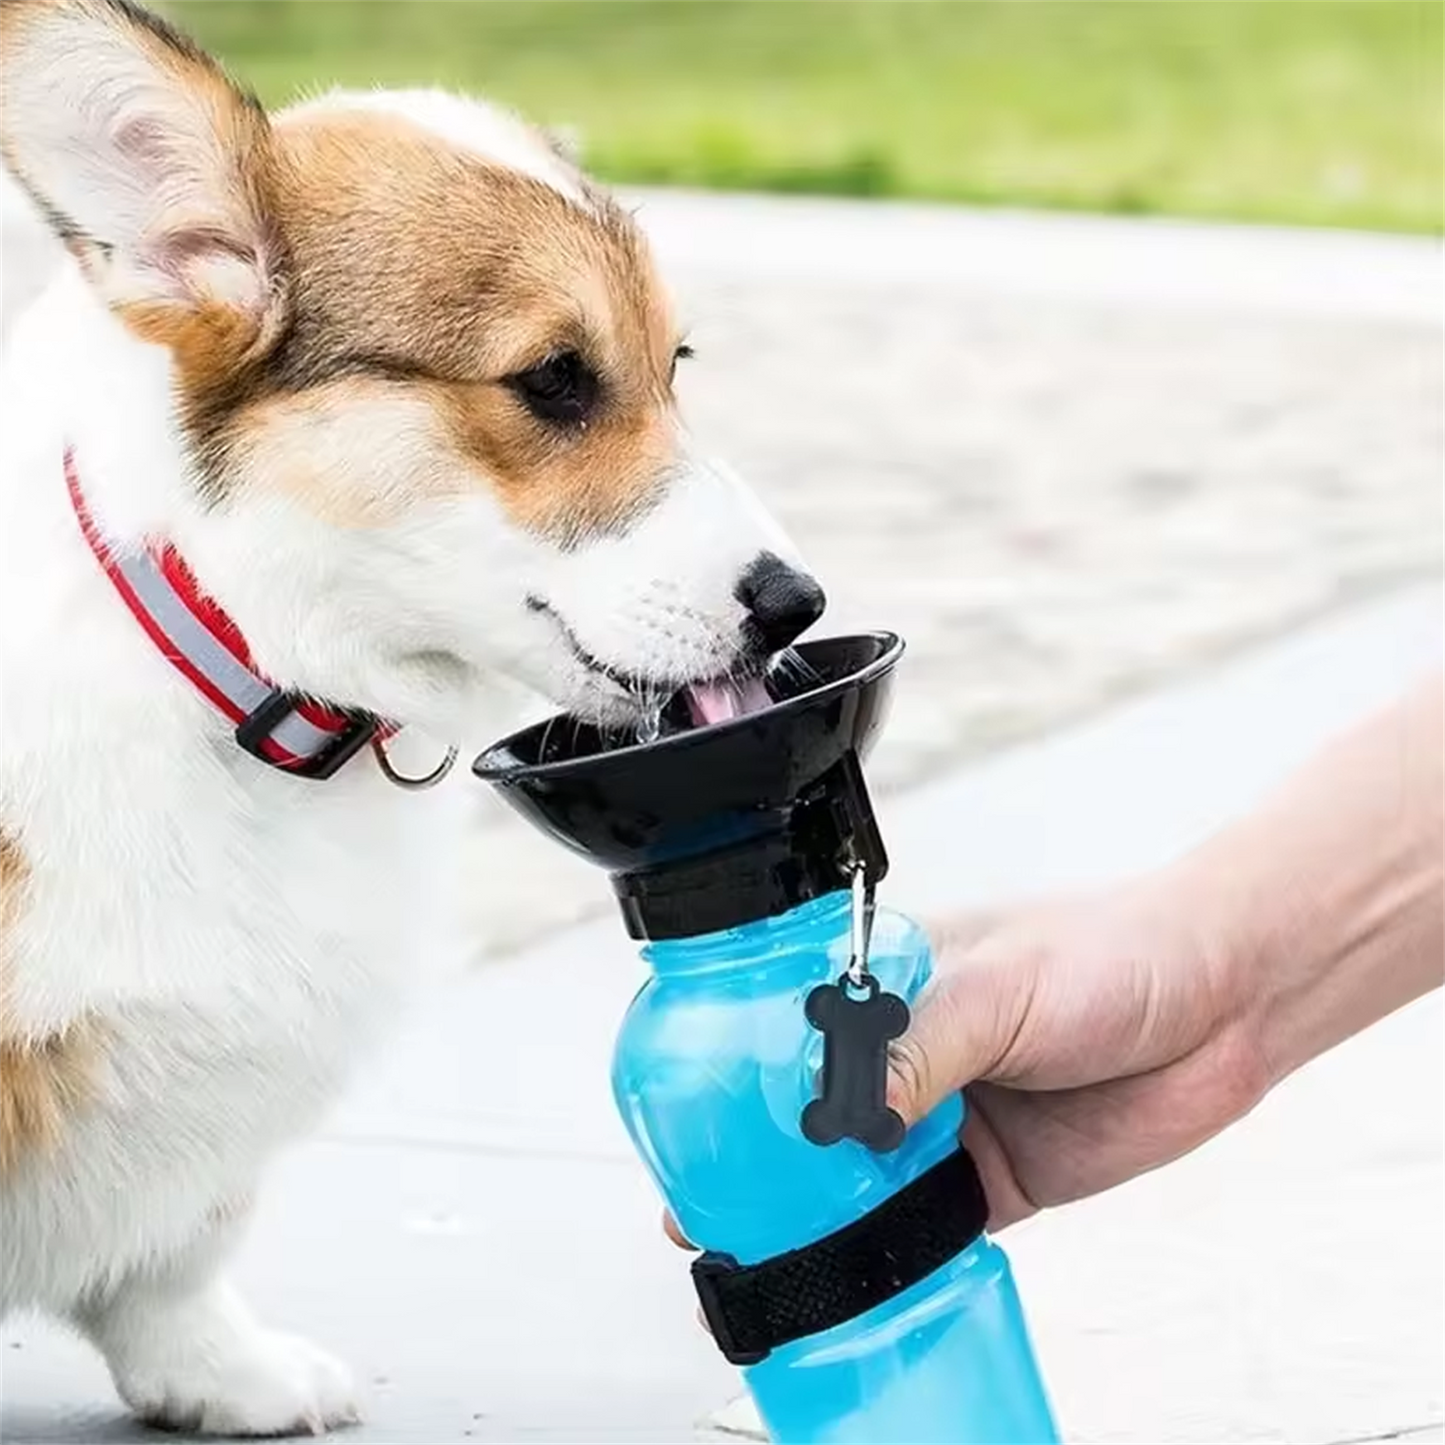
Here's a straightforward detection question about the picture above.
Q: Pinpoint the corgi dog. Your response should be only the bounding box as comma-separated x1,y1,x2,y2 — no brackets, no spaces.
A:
0,0,824,1432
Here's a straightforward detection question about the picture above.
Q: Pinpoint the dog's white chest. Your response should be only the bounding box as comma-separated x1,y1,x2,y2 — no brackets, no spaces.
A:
1,746,463,1303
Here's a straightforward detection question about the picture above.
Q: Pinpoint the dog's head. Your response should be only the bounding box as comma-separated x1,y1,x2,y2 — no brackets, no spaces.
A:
0,0,823,737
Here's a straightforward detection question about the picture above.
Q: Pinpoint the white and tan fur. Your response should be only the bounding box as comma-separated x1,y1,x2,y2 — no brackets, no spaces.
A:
0,0,816,1431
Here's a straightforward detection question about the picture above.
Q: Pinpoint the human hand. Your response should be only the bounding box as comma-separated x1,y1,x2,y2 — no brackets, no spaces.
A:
884,879,1269,1231
887,678,1442,1230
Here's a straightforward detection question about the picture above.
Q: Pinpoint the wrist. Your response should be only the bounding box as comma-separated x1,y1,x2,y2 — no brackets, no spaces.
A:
1148,847,1274,1069
1172,832,1344,1090
1165,683,1443,1089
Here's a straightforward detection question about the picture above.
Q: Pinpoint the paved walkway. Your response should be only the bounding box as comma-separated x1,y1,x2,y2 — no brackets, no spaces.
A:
4,583,1439,1444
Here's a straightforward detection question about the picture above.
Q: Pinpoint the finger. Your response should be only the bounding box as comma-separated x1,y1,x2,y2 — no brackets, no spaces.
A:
662,1209,695,1250
887,923,1038,1126
961,1089,1039,1232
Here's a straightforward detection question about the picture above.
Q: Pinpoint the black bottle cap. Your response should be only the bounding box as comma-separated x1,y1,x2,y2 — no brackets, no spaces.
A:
472,632,903,940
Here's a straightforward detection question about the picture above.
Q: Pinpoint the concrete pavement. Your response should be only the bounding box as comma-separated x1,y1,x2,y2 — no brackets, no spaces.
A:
615,187,1441,323
4,582,1439,1444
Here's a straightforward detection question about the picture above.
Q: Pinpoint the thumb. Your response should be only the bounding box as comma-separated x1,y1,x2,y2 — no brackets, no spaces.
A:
887,915,1033,1126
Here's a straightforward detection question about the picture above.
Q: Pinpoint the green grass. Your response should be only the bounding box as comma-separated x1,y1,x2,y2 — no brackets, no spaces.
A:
171,0,1443,233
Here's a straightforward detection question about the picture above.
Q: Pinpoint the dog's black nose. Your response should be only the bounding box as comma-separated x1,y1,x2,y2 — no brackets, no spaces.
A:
737,552,827,653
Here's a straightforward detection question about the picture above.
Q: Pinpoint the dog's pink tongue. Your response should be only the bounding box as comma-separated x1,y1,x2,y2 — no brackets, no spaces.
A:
684,677,772,728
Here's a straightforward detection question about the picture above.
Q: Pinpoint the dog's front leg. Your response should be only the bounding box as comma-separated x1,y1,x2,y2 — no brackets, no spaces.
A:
71,1207,358,1437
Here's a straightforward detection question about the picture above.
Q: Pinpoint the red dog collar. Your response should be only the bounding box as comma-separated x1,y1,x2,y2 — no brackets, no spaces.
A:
65,446,394,779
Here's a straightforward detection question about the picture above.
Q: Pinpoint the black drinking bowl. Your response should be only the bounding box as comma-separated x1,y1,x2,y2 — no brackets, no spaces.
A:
472,632,904,939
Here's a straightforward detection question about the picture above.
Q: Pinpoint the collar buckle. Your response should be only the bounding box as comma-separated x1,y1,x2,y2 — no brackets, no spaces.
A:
235,688,380,780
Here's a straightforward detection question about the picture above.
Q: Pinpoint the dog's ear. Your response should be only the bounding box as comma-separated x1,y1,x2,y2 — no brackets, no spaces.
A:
0,0,284,350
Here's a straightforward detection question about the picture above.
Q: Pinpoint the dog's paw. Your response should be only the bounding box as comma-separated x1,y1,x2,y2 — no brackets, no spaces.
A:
118,1330,359,1437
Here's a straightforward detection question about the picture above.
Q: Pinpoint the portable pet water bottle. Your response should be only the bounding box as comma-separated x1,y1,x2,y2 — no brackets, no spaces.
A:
475,633,1060,1444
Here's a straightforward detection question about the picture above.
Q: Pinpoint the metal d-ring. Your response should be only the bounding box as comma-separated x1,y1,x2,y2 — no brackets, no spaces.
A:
370,736,459,791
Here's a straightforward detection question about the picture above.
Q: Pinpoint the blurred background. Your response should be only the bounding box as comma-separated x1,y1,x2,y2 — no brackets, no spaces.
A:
161,0,1442,951
174,0,1439,232
59,2,1445,947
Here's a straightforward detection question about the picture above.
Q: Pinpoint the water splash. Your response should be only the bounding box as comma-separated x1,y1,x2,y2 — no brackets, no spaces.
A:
635,700,663,745
773,646,823,694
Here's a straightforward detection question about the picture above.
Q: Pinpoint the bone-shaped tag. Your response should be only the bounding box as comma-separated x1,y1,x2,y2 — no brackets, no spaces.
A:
800,975,910,1152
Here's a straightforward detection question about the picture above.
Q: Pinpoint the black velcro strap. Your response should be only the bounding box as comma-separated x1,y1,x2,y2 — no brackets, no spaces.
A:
691,1146,988,1366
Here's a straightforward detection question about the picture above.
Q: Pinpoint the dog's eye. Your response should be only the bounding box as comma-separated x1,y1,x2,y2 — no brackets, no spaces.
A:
506,352,599,427
670,343,694,385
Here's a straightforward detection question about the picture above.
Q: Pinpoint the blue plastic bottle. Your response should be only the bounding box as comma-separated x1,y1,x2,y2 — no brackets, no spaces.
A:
613,894,1058,1445
476,632,1060,1445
